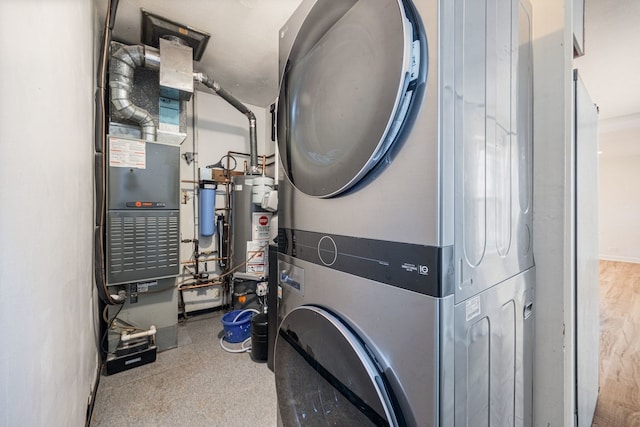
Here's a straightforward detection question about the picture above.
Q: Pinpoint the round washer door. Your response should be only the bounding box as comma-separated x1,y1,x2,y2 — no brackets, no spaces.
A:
277,0,425,198
275,306,400,426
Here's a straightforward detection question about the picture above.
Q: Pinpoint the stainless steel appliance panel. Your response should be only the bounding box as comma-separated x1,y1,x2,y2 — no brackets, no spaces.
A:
453,268,534,426
453,0,534,302
276,306,399,425
276,0,535,425
277,254,454,427
278,0,453,248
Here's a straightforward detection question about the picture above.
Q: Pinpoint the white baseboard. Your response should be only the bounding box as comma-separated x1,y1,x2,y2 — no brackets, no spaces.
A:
599,254,640,264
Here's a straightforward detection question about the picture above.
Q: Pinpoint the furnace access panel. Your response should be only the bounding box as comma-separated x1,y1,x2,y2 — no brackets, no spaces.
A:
106,136,180,285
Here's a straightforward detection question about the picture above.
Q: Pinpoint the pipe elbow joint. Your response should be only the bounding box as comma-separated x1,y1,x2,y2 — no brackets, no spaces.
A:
193,72,205,84
194,72,217,91
109,42,157,141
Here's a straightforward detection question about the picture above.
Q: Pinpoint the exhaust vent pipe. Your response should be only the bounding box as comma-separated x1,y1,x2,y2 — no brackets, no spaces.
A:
194,72,259,174
109,43,157,141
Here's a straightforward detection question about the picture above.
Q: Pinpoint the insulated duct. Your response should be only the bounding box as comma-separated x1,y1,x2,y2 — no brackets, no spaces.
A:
194,73,259,174
109,43,158,141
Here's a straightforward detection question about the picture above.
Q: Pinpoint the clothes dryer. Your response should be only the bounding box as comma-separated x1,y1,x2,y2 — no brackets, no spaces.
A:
275,0,535,425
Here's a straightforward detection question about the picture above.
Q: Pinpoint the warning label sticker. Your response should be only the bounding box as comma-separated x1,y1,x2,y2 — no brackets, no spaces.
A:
246,240,268,274
109,138,146,169
136,280,157,293
252,212,272,241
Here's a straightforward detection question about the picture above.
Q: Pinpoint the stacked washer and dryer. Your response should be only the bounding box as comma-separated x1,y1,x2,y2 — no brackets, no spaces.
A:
274,0,534,425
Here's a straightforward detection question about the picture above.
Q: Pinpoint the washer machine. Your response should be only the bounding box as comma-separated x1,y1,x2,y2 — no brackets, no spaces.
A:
275,0,535,425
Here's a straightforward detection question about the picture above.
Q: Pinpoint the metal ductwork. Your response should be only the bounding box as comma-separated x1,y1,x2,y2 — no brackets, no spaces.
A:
109,42,256,169
194,72,259,174
109,43,158,141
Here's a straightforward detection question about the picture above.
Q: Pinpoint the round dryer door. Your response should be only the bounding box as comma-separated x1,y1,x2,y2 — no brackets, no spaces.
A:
275,306,401,426
277,0,425,198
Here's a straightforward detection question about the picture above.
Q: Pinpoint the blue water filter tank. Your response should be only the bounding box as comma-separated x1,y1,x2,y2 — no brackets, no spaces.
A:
199,181,217,236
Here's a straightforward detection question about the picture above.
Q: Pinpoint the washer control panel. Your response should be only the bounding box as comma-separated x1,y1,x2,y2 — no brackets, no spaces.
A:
279,260,305,296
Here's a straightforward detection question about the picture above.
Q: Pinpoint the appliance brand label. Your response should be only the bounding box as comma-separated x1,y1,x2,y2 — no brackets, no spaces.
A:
465,296,482,322
401,263,418,273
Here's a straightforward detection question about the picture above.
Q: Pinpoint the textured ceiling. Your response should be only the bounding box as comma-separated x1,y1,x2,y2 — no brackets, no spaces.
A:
97,0,303,107
98,0,639,119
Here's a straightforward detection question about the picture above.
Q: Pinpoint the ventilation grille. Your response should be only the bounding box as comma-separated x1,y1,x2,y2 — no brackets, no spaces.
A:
107,211,179,284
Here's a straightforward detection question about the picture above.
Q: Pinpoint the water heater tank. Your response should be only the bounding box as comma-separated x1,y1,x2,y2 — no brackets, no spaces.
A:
230,175,273,277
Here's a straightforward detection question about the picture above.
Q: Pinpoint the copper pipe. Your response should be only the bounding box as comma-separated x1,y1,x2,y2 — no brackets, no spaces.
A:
227,150,276,159
179,282,223,291
226,151,275,170
225,181,232,273
181,257,228,265
181,179,199,183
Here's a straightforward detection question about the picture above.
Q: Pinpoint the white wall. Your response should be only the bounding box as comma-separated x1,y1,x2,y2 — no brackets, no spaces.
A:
532,0,576,425
598,119,640,263
181,90,271,257
179,90,273,310
0,1,99,426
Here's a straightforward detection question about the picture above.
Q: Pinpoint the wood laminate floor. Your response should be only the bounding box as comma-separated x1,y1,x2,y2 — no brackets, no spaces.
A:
593,261,640,426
